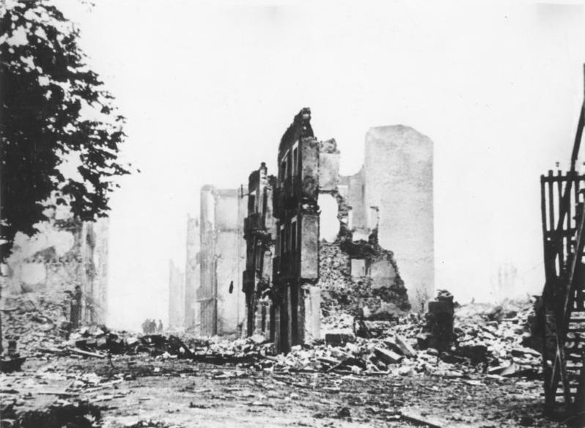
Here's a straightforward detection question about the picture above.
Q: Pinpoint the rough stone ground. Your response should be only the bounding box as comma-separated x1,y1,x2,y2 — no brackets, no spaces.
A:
0,354,574,428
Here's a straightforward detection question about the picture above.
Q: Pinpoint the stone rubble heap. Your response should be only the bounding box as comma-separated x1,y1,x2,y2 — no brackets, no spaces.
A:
2,286,541,381
262,298,541,378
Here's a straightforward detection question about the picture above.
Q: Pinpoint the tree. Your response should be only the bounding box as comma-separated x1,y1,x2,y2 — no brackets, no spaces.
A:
0,0,132,259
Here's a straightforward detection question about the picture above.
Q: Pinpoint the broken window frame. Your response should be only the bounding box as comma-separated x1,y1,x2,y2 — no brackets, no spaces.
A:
279,225,286,256
292,143,298,177
291,216,297,253
248,191,256,214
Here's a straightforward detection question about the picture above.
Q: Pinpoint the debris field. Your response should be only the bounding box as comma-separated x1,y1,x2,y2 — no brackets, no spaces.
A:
1,292,578,428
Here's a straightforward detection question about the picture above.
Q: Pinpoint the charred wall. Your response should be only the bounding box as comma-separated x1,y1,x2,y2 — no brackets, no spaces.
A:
243,163,277,339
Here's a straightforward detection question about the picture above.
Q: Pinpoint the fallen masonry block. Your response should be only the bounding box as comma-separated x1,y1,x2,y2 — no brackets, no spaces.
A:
488,362,519,377
395,334,416,358
325,333,355,347
68,348,106,359
126,337,139,346
75,339,88,348
374,347,403,364
318,357,342,366
511,346,541,358
400,410,444,428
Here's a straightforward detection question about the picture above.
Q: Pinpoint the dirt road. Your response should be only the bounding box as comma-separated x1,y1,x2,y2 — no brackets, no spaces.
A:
0,354,569,428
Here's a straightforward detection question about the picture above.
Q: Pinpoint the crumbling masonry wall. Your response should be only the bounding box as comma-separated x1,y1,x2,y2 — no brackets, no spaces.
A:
264,109,423,352
272,108,321,352
364,125,434,311
0,196,109,329
243,163,277,339
184,216,200,333
197,186,247,337
168,260,185,330
243,109,434,353
318,143,410,319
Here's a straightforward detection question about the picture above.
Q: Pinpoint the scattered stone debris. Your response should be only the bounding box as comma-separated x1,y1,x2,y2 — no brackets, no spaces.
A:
1,290,559,427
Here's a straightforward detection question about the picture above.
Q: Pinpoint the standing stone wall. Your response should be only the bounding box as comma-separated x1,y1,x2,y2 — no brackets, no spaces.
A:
185,216,200,332
364,125,434,311
168,260,185,330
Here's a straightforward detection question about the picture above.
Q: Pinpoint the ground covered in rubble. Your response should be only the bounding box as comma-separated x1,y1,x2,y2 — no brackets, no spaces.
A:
1,296,581,427
0,353,567,428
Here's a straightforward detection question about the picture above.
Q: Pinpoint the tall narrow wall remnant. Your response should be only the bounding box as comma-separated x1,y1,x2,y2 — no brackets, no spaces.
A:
199,186,216,335
272,107,321,352
168,260,185,330
197,185,247,336
338,167,367,240
185,216,200,333
81,219,109,325
243,163,277,339
364,125,434,311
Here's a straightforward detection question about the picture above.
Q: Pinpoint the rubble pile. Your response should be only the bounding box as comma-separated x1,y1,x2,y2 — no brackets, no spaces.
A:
319,240,410,319
1,293,68,349
264,297,543,378
2,281,542,384
8,297,538,379
1,361,128,427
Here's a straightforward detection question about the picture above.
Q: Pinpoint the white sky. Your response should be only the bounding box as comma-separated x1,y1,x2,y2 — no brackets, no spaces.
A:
57,0,585,330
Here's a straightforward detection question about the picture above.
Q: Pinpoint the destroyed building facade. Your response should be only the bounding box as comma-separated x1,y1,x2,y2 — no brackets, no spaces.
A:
180,109,433,347
168,260,185,330
196,185,247,336
184,216,200,332
271,108,322,352
363,126,434,310
0,193,109,327
240,108,428,352
242,163,277,339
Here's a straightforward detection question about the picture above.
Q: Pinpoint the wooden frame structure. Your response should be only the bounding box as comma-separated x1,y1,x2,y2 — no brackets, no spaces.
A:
540,67,585,416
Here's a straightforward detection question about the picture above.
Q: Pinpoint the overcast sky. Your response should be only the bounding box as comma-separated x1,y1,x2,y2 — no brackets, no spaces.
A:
58,0,585,330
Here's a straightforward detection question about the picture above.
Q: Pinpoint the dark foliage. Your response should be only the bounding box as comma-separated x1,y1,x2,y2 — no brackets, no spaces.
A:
0,0,132,259
14,403,101,428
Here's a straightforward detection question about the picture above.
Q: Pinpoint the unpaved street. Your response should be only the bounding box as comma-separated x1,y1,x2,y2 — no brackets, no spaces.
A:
1,353,568,428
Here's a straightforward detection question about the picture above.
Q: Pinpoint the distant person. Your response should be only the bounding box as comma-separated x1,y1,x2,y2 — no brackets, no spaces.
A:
141,319,149,334
157,320,163,333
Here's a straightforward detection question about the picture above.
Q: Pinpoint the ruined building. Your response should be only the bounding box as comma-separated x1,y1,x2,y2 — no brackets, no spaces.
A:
184,216,200,332
242,163,277,339
270,108,323,351
168,260,185,331
197,186,247,336
243,108,433,352
0,193,109,327
363,126,434,310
